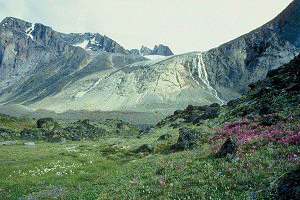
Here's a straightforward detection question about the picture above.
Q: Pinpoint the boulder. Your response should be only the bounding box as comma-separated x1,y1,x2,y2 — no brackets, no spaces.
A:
171,128,201,151
37,118,55,129
276,168,300,200
135,144,154,153
0,128,18,139
157,134,172,141
20,128,50,141
63,120,106,141
216,137,238,159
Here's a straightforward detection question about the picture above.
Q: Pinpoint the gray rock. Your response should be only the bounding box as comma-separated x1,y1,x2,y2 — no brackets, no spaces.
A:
36,118,55,129
151,44,174,56
171,128,201,151
63,120,106,141
0,128,18,139
140,45,152,56
24,141,35,146
276,168,300,200
129,49,141,56
20,128,50,141
0,17,147,107
157,134,172,141
59,32,129,54
135,144,154,153
216,137,238,159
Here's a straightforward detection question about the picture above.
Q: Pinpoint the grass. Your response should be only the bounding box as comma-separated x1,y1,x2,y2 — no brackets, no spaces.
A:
0,119,299,199
0,114,36,131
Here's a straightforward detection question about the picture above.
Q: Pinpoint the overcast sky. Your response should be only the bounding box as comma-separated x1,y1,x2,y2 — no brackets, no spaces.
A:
0,0,293,54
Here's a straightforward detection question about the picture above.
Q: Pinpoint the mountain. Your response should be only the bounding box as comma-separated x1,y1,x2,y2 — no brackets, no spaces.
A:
59,32,129,54
0,17,147,105
129,44,174,56
0,0,300,114
151,44,173,56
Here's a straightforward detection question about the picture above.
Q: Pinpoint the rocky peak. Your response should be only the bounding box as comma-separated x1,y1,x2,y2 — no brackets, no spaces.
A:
266,0,300,46
140,45,152,56
151,44,174,56
131,44,174,56
58,32,129,55
0,17,32,32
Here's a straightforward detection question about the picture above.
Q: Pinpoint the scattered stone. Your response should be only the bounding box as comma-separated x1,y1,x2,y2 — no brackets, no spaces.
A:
157,134,172,141
194,107,220,123
139,127,152,137
63,120,106,141
209,103,220,108
0,141,19,146
135,144,154,153
171,128,201,151
276,168,300,200
37,118,55,129
24,142,35,146
117,121,130,131
216,137,238,159
20,128,50,141
0,128,18,139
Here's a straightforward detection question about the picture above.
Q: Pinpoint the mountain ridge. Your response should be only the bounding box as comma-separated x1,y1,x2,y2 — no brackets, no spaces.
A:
0,0,300,114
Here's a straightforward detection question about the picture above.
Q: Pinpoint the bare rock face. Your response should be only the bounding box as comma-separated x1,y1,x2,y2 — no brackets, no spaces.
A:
151,44,173,56
0,17,69,95
131,44,174,56
140,45,152,56
58,32,129,54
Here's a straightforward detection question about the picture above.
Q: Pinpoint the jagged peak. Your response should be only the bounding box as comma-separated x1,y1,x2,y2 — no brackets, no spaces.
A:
1,17,32,30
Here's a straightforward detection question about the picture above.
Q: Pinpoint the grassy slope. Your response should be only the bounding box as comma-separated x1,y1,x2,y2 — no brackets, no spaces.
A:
0,56,300,199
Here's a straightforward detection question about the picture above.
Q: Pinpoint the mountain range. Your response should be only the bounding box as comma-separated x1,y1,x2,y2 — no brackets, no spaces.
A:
0,0,300,115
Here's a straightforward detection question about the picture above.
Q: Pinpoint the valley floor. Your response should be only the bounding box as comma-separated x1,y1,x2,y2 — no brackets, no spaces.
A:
0,113,299,199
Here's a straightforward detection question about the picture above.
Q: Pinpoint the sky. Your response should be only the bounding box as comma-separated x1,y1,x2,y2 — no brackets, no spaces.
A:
0,0,294,54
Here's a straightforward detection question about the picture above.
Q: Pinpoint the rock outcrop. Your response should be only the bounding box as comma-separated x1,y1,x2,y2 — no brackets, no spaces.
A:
130,44,174,56
140,45,152,56
151,44,173,56
58,32,129,54
171,128,201,151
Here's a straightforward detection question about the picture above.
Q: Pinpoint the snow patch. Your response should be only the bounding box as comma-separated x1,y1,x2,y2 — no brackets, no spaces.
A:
26,23,35,40
144,55,167,60
74,40,89,49
90,37,97,45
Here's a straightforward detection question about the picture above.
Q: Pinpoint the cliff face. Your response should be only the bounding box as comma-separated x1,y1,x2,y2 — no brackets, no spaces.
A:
58,32,129,54
0,17,69,94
